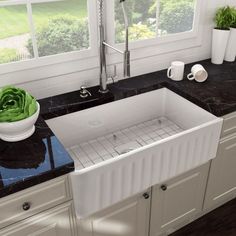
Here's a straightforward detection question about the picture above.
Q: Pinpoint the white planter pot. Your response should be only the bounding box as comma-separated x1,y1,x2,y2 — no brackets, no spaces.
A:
211,29,230,65
225,28,236,62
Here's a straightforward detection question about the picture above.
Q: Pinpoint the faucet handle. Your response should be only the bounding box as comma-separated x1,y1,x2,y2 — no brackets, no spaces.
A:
80,86,92,98
111,65,118,82
107,65,119,84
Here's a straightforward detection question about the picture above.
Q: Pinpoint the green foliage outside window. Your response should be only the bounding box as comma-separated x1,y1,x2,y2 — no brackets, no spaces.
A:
0,48,18,64
116,23,156,43
159,0,195,34
115,0,195,42
27,15,89,57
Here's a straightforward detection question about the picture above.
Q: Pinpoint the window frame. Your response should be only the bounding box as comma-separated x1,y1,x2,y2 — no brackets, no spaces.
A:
0,0,205,86
0,0,98,75
105,0,203,55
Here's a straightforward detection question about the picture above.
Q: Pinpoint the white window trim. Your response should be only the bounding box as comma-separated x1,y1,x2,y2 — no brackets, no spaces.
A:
0,0,98,75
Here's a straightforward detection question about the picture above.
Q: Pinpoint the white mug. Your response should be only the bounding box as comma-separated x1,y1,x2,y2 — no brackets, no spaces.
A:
187,64,208,82
167,61,185,81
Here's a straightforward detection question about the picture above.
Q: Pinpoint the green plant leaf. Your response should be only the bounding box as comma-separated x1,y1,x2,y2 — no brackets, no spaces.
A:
0,86,37,122
214,6,235,30
230,7,236,28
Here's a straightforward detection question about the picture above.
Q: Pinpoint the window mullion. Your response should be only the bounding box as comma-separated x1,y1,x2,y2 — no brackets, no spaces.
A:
26,1,39,58
87,0,99,54
156,0,160,37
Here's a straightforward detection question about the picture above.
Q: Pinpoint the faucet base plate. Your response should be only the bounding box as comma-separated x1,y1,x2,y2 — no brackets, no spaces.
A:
99,88,109,94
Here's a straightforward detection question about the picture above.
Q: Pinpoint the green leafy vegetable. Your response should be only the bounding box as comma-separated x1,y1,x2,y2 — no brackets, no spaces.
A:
0,86,37,122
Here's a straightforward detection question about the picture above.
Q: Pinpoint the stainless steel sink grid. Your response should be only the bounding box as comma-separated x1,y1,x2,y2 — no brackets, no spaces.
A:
67,117,183,170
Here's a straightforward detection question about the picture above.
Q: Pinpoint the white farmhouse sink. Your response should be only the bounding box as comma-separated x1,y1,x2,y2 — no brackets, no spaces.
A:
46,88,223,218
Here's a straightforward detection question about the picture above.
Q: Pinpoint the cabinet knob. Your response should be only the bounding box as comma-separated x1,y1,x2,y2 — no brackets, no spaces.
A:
160,184,167,191
143,193,150,199
22,202,31,211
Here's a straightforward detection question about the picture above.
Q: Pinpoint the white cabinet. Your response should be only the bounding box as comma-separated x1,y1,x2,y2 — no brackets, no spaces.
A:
150,164,209,236
204,133,236,210
0,175,77,236
220,111,236,137
0,202,76,236
77,190,151,236
77,164,210,236
0,176,71,229
204,112,236,210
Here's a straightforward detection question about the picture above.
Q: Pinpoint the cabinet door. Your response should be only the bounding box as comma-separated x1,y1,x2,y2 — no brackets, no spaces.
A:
78,190,151,236
150,164,209,236
0,202,76,236
204,133,236,210
221,112,236,137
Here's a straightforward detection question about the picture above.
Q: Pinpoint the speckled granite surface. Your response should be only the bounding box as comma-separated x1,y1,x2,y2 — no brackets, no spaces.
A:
0,59,235,198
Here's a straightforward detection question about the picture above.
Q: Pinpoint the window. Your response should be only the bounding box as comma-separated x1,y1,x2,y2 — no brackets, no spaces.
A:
115,0,196,43
0,0,90,65
0,0,202,82
105,0,200,51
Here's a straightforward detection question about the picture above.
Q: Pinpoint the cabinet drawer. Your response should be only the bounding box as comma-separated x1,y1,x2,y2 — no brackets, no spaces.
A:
0,202,76,236
221,112,236,137
0,175,71,229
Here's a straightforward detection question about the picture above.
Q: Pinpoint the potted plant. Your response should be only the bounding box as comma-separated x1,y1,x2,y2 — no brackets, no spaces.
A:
211,6,233,64
225,7,236,62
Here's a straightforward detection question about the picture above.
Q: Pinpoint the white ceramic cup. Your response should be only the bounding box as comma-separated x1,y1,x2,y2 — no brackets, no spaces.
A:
167,61,185,81
187,64,208,83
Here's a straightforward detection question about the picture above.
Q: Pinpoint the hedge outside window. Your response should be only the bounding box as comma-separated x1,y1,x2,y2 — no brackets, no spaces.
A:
0,0,89,64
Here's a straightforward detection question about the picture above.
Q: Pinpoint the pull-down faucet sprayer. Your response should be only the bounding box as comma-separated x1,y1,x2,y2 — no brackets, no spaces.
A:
98,0,130,93
120,0,130,79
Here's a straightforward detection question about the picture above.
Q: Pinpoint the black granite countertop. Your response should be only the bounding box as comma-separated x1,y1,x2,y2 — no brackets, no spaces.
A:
108,59,236,117
0,117,74,198
39,59,236,119
0,59,235,199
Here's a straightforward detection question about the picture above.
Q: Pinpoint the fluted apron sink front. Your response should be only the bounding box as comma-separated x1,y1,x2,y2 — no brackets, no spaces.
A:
46,88,223,218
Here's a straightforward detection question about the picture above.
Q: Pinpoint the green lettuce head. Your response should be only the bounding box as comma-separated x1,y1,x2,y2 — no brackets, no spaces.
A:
0,86,37,122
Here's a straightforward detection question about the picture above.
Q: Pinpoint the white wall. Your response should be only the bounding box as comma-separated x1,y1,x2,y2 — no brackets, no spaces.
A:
0,0,235,99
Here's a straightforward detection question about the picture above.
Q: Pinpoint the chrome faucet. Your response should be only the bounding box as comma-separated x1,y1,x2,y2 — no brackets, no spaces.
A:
98,0,130,93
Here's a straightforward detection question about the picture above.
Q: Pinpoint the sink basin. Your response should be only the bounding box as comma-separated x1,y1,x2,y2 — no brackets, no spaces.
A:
46,88,223,218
